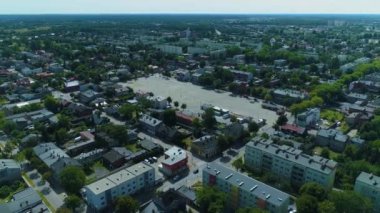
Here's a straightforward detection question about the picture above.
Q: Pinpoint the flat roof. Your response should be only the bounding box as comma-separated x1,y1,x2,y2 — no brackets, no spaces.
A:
86,177,117,195
204,162,290,206
107,169,135,185
126,162,154,176
356,172,380,189
246,137,337,174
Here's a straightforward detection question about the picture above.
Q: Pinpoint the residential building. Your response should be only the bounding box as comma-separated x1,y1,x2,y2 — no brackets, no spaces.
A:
160,146,188,176
33,143,81,180
0,188,48,213
315,129,349,152
231,70,253,82
82,162,155,211
154,45,183,55
224,122,245,141
354,172,380,213
191,135,219,160
0,159,21,184
295,108,320,128
245,137,337,189
137,139,163,154
102,147,133,169
346,92,369,104
139,114,163,136
272,89,308,105
280,124,306,136
203,162,290,213
147,96,168,109
64,80,80,92
140,189,187,213
80,89,101,104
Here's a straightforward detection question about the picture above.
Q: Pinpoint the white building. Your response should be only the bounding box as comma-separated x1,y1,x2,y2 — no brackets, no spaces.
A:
147,96,168,109
82,162,155,211
354,172,380,213
295,108,320,128
245,137,337,189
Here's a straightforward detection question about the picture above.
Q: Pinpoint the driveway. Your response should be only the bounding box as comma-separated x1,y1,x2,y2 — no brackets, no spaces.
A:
24,169,64,211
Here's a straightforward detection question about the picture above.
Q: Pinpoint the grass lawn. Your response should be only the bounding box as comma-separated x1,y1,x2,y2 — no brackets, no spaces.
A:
125,143,141,153
313,146,340,160
22,173,35,187
321,109,344,124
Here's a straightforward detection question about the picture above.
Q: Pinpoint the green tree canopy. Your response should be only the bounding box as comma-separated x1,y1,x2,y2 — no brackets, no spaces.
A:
60,166,86,194
299,182,327,201
114,196,139,213
296,194,319,213
328,190,373,213
202,108,216,130
64,194,81,211
196,186,227,213
163,109,177,127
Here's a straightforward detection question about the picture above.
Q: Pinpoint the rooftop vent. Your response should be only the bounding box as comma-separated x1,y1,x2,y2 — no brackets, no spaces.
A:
250,185,258,191
239,182,244,186
225,173,233,179
266,194,271,199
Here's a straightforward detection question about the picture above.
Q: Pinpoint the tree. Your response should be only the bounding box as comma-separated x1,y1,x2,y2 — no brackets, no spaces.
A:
320,148,330,159
318,201,336,213
181,103,187,110
166,96,172,104
44,95,60,113
119,103,138,120
248,121,259,133
60,166,86,194
232,157,244,171
55,128,68,145
163,109,177,127
296,194,319,213
42,171,52,181
299,182,327,201
56,207,72,213
196,186,227,213
114,196,139,213
237,208,268,213
276,114,288,126
64,195,81,211
202,108,216,130
328,190,373,213
174,101,179,108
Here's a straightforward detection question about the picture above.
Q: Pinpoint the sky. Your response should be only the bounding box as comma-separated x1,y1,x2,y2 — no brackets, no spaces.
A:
1,0,380,14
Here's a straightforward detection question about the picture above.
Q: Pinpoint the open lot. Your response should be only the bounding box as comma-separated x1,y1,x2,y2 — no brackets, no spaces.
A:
124,74,279,126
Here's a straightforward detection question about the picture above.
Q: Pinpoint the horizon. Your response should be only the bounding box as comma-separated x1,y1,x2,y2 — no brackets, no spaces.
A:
2,0,380,15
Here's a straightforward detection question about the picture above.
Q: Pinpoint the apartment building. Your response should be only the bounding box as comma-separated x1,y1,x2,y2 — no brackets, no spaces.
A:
295,108,320,128
0,159,21,184
82,162,155,211
354,172,380,213
244,137,337,189
203,162,290,213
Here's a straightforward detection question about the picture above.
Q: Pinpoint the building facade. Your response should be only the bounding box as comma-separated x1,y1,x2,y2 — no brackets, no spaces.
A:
0,159,21,184
191,135,219,160
160,146,188,176
203,162,290,213
244,137,337,189
295,108,320,128
82,162,155,211
354,172,380,213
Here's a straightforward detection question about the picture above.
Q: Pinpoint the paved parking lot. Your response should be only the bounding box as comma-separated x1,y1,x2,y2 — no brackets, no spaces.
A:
123,74,280,126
